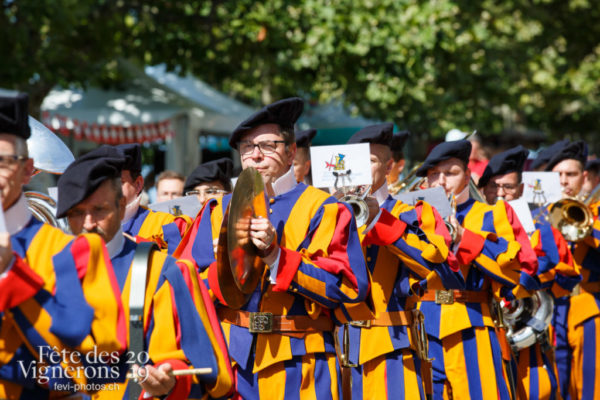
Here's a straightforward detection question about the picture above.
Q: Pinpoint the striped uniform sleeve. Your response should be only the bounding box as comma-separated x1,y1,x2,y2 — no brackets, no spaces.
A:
530,223,581,298
269,202,370,311
0,254,44,310
455,201,526,298
363,201,464,291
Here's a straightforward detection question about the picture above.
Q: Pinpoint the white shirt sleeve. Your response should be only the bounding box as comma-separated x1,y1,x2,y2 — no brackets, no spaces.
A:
267,248,282,284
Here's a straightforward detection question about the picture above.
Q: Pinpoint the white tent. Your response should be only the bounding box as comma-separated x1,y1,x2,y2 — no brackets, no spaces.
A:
41,63,254,174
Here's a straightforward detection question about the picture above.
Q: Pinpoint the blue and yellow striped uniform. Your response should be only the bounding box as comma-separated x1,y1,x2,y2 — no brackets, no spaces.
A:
91,237,227,400
0,217,126,399
343,197,463,400
417,199,539,400
177,183,369,399
122,206,191,254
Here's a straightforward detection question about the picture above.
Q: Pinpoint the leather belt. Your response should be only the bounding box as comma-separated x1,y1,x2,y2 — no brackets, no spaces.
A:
420,289,490,305
349,311,412,328
218,308,333,333
580,282,600,294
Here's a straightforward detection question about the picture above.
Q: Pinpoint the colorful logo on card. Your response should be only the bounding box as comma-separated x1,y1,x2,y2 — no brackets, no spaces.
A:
325,154,346,171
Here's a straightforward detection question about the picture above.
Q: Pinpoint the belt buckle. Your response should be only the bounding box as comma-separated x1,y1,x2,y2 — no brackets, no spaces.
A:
249,312,273,333
349,320,371,328
435,290,454,305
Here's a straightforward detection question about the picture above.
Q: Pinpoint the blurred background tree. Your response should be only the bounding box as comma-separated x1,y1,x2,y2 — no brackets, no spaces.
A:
2,0,599,145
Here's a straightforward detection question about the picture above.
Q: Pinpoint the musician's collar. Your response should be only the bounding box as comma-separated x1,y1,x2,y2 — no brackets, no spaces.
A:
372,183,389,206
122,194,141,224
5,193,32,235
106,227,125,259
270,167,297,197
456,182,470,205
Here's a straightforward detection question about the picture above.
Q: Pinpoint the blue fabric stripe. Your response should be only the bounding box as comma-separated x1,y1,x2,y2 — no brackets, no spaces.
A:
111,238,136,290
462,329,483,399
122,207,148,237
191,200,218,271
488,328,511,400
235,355,259,399
429,335,446,400
283,356,300,400
582,318,597,399
529,345,540,400
386,350,406,400
314,353,334,400
553,297,571,399
465,302,484,327
10,217,43,258
352,363,364,400
161,222,181,255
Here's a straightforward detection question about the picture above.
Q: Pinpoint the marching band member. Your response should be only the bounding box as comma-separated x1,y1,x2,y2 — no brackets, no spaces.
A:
479,145,580,400
529,140,569,172
341,123,463,399
415,140,539,400
183,158,233,205
177,97,370,399
292,128,316,185
386,130,409,193
582,159,600,198
117,144,191,254
56,146,232,399
0,93,127,397
543,140,600,399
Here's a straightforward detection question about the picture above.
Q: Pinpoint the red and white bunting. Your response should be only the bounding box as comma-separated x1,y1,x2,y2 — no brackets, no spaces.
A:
41,113,174,144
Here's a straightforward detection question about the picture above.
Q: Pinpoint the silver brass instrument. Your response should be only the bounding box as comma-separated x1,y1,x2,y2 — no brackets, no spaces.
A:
548,184,600,242
445,194,457,242
339,186,371,227
27,116,75,175
503,291,554,352
24,116,75,232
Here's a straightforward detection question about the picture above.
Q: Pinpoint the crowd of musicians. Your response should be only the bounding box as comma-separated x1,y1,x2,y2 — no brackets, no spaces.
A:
1,90,599,400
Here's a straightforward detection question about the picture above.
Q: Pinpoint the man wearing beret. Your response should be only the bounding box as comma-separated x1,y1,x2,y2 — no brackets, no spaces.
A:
386,130,409,194
541,140,600,399
414,140,539,400
0,92,127,397
177,97,369,399
340,123,463,399
480,145,581,399
184,158,233,205
292,128,316,185
529,140,569,172
57,145,233,400
117,144,191,254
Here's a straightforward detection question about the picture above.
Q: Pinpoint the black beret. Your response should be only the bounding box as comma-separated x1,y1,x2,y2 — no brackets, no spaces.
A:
184,158,233,193
0,91,30,139
229,97,304,148
529,140,568,170
391,130,410,153
57,145,125,218
116,143,142,174
585,159,600,172
295,129,317,148
347,123,394,146
416,140,472,177
478,145,529,188
544,140,588,171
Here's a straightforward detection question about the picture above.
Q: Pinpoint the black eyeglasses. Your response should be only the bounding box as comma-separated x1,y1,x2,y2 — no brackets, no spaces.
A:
0,154,26,168
238,140,286,155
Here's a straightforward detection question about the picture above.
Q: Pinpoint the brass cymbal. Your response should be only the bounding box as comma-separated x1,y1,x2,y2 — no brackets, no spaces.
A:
216,205,250,309
227,167,267,294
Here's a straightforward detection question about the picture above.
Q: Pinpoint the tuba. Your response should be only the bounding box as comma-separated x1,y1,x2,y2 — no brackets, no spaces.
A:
502,291,554,352
547,184,600,242
24,116,74,231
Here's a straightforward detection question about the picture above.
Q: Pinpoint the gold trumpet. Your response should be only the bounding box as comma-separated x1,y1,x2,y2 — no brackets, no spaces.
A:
388,162,424,195
548,184,600,242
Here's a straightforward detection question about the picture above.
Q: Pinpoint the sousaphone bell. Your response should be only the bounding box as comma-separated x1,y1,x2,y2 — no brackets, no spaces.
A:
216,167,268,309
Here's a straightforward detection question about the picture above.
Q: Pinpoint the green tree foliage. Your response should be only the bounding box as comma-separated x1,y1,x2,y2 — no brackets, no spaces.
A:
2,0,600,143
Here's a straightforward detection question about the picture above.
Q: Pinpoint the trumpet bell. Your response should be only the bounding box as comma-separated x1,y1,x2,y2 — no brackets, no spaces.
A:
548,198,594,241
340,194,369,227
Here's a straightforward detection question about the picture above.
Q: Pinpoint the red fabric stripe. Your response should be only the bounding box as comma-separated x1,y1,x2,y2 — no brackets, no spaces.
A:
207,261,226,305
455,229,486,265
362,208,407,247
504,202,538,275
272,247,303,292
71,235,91,280
0,255,44,310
